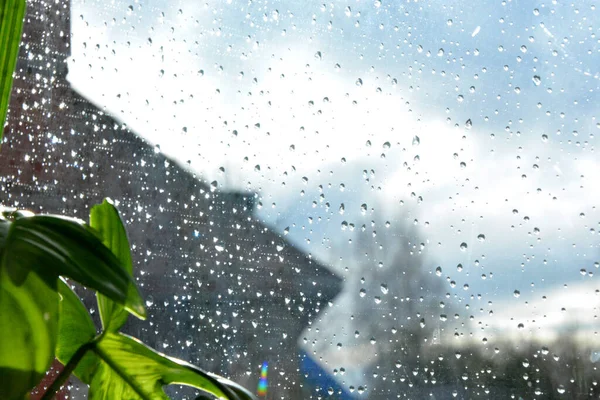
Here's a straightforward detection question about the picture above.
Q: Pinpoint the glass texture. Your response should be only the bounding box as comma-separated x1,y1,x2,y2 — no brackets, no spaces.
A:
2,0,600,398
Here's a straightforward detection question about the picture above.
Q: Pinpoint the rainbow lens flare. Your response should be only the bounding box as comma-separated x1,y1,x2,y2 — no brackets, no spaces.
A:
257,361,268,396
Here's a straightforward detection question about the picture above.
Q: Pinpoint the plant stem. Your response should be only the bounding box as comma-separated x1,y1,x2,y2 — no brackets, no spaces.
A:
41,341,95,400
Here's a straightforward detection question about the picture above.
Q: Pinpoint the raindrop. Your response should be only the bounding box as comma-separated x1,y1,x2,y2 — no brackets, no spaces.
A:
356,78,363,86
460,242,468,251
532,75,541,86
412,136,420,146
477,234,486,242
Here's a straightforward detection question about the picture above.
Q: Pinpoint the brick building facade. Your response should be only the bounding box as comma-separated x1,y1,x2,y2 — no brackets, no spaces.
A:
0,0,341,397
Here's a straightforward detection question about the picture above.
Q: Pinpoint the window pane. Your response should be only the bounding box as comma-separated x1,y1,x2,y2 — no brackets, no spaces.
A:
3,0,599,398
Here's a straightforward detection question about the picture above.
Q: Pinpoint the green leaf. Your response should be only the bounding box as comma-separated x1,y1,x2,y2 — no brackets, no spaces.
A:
56,279,100,384
89,332,256,400
0,262,58,400
2,213,146,319
90,199,134,332
0,0,26,139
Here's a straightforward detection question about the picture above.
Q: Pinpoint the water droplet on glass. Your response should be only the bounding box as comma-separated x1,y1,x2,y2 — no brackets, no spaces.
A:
460,242,468,251
532,75,541,86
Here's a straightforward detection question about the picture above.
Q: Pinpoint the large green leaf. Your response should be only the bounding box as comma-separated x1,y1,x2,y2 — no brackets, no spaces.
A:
56,279,100,384
89,332,256,400
2,213,146,319
0,262,58,399
90,199,134,332
0,0,25,139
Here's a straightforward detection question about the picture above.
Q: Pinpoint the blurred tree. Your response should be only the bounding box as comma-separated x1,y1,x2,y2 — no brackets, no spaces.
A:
343,210,447,397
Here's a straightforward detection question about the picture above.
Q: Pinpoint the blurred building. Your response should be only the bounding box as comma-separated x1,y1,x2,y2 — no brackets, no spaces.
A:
0,0,342,397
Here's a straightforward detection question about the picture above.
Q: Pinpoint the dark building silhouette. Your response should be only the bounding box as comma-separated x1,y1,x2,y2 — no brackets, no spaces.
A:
0,0,342,397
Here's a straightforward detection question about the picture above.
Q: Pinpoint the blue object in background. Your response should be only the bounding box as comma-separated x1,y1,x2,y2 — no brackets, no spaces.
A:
299,350,353,399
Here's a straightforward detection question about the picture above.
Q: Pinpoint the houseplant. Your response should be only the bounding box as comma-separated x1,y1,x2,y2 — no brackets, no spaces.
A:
0,1,256,399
